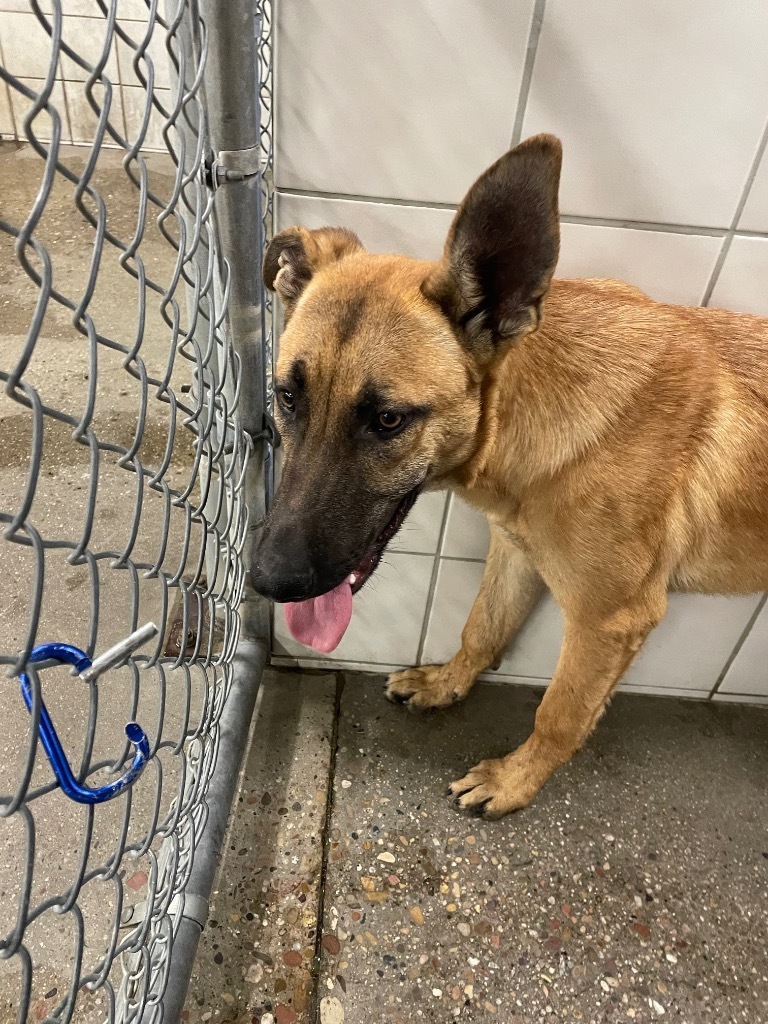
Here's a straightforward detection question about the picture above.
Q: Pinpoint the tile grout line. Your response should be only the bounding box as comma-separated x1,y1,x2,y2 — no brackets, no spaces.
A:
308,671,345,1023
707,591,768,699
510,0,547,147
275,186,765,239
701,113,768,306
559,214,726,237
277,185,459,211
0,34,18,140
269,657,763,702
415,496,453,666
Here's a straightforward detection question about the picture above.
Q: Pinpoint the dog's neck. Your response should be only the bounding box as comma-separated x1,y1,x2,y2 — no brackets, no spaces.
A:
447,278,665,501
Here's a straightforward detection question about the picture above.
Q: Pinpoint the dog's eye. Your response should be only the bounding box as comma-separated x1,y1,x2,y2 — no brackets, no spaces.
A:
277,388,295,413
376,411,404,433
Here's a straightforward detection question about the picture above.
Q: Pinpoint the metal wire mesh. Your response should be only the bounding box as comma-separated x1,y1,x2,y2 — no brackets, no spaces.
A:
0,1,271,1020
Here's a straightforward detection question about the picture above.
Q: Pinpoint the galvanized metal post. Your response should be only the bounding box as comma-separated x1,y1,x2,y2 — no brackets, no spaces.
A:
202,0,272,645
150,2,272,1019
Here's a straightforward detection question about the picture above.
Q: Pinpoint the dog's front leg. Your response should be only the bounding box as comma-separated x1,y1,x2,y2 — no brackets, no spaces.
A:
385,525,543,709
450,593,666,818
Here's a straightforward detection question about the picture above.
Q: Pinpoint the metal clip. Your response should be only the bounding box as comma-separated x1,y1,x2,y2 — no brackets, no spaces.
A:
224,412,281,456
206,146,262,189
19,624,159,805
250,410,281,449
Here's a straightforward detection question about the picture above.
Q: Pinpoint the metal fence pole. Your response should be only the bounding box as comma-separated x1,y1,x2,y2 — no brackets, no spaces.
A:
151,2,273,1018
153,638,268,1022
201,0,272,645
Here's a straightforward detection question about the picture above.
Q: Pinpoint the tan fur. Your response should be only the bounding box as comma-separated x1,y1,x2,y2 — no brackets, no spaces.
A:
267,142,768,819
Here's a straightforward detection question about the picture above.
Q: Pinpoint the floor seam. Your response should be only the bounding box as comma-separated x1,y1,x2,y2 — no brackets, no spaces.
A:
308,671,344,1023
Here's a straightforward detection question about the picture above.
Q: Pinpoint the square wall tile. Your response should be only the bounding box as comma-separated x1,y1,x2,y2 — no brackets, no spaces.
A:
34,0,149,16
59,15,119,82
276,0,535,202
36,0,142,15
0,79,15,139
557,223,723,306
422,559,564,678
623,593,761,691
9,79,69,144
420,559,483,665
117,27,172,91
739,145,768,232
390,490,446,555
122,86,172,152
273,552,433,665
116,0,152,19
0,11,59,79
522,0,768,226
421,561,760,694
0,1,40,11
277,192,455,261
717,599,768,696
65,78,123,145
441,495,490,561
707,236,768,317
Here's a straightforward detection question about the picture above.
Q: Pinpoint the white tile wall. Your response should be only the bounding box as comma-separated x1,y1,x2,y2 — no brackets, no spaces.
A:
390,491,447,556
739,147,768,233
422,560,564,678
0,78,14,138
0,11,58,80
269,0,768,702
273,552,434,666
558,223,723,306
9,79,69,144
117,28,172,91
441,496,489,561
65,79,124,145
276,0,536,202
122,85,171,151
717,600,768,695
59,15,120,82
707,236,768,317
622,594,762,691
521,0,768,227
277,193,455,261
0,5,170,150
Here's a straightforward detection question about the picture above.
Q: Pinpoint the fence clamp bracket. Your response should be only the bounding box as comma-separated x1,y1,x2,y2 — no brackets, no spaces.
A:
249,410,281,449
207,147,262,188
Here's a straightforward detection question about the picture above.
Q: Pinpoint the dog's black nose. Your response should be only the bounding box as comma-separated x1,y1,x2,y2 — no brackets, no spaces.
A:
250,548,317,603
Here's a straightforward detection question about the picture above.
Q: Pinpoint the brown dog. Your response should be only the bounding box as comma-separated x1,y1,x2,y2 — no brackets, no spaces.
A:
252,134,768,819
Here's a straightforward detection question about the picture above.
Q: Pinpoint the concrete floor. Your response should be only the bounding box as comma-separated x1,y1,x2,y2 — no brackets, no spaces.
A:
185,670,768,1024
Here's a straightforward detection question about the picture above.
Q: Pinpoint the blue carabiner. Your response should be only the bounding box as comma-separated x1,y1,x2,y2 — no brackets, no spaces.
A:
19,642,150,804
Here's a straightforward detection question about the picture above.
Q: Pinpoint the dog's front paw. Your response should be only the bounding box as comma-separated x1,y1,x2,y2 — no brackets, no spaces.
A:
385,663,474,710
448,745,549,820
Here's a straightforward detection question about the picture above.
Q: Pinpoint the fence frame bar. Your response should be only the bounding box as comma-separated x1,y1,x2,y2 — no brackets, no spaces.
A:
152,638,268,1022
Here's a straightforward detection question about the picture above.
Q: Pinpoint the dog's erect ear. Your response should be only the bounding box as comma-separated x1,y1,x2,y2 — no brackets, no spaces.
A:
263,226,363,319
423,134,562,359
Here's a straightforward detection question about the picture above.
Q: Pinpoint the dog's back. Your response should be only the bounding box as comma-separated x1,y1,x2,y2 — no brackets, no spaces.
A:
531,278,768,596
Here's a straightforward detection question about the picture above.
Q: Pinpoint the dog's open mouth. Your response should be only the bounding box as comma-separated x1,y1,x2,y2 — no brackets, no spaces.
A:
284,489,419,654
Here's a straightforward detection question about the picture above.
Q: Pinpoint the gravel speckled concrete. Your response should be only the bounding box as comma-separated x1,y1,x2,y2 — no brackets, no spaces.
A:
184,671,337,1024
316,674,768,1024
185,671,768,1023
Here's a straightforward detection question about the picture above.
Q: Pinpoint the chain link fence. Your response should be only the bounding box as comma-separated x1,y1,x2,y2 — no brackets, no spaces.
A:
0,1,272,1020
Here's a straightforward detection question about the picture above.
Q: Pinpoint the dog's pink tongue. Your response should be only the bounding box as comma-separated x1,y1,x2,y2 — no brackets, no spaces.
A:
284,579,353,653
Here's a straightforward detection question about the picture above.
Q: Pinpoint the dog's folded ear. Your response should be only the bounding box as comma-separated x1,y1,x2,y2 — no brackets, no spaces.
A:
263,226,363,319
423,134,562,360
